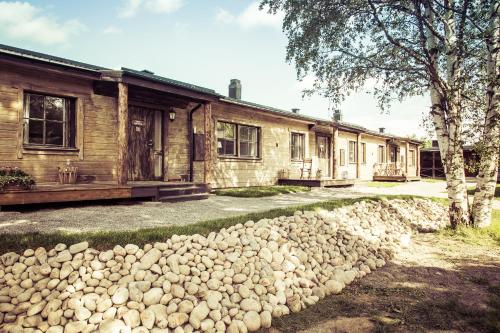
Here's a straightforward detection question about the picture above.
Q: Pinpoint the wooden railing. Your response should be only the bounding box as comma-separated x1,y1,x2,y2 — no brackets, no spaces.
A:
373,163,405,176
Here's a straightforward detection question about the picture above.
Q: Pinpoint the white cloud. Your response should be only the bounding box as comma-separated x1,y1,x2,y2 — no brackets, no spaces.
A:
216,2,283,29
238,2,283,29
119,0,183,18
215,8,235,24
144,0,183,14
0,1,84,45
103,25,122,35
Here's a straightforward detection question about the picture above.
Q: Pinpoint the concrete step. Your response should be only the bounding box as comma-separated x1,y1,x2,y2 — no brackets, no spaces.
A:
158,193,209,202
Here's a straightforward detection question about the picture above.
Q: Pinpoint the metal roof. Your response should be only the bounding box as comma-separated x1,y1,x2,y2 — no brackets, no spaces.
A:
0,43,106,72
221,97,332,125
0,43,421,144
121,67,218,96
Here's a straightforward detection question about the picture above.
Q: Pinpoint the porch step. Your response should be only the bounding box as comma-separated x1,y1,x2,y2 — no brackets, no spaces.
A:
158,193,209,202
158,186,207,196
157,183,209,202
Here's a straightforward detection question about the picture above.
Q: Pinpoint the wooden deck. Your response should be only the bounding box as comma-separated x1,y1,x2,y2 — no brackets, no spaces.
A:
278,178,355,187
372,175,421,182
0,181,209,206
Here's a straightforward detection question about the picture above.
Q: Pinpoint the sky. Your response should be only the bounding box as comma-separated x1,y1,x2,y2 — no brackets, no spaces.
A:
0,0,431,138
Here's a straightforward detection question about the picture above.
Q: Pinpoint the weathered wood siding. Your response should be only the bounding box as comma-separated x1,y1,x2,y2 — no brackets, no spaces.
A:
0,63,118,183
336,131,358,179
205,102,318,188
358,134,387,180
165,105,190,181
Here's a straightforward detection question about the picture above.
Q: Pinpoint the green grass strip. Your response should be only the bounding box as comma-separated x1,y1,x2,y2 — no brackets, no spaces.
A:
213,185,310,198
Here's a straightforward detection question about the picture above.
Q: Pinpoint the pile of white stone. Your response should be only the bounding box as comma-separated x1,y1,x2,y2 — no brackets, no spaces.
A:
0,198,447,333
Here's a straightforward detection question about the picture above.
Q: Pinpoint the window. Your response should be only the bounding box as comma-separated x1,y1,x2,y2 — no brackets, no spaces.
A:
361,142,366,164
409,149,416,166
23,93,75,148
291,132,305,161
339,149,346,166
217,122,236,156
377,145,385,163
239,125,259,158
217,121,260,158
349,141,357,163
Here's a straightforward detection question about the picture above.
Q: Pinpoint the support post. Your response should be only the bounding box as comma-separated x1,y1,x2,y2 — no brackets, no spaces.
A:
162,109,169,181
356,133,361,179
203,103,213,185
405,141,410,175
332,127,339,179
416,145,421,177
117,82,129,185
432,151,436,178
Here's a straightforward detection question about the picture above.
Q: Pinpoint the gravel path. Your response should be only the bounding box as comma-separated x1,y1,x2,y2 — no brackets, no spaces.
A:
0,180,497,234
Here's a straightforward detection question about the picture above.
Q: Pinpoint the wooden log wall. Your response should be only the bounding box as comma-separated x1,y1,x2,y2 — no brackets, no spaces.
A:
0,63,118,183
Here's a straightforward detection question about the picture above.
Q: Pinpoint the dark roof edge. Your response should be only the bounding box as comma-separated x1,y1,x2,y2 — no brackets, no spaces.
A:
121,67,218,97
0,43,106,72
220,97,331,125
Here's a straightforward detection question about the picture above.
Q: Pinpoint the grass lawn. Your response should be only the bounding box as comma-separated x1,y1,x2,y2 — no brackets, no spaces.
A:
422,178,446,183
213,185,310,197
366,181,402,188
437,209,500,246
0,195,426,254
466,184,500,198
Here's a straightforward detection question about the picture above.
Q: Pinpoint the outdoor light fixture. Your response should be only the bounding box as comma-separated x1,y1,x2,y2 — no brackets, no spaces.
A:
168,109,176,121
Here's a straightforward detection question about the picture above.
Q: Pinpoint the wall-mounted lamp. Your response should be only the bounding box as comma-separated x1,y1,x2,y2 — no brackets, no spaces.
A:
168,109,176,122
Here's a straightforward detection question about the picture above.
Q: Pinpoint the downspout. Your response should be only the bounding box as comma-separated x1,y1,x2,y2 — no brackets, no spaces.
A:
188,103,203,182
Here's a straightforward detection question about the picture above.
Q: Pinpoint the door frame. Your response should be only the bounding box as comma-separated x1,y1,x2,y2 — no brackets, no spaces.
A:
127,102,165,181
316,134,331,178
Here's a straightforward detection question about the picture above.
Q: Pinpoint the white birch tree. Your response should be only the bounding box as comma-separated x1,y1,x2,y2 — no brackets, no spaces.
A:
262,0,499,228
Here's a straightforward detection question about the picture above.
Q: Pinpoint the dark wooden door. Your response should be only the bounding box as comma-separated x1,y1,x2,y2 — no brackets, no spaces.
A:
128,105,155,181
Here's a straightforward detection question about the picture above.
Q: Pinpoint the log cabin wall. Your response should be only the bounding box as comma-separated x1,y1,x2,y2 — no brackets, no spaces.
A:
165,105,190,181
357,134,388,180
336,130,358,179
204,101,318,188
0,63,118,183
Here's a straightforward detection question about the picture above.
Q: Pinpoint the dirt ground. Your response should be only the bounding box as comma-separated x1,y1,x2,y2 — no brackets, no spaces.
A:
262,233,500,333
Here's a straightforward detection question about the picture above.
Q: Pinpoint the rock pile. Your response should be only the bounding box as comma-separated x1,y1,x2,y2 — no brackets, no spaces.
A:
0,198,447,333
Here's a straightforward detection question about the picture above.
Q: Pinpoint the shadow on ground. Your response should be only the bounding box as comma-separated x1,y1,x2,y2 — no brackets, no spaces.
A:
261,245,500,333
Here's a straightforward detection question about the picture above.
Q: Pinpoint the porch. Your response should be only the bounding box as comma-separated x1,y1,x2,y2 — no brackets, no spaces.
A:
372,163,421,182
0,181,209,206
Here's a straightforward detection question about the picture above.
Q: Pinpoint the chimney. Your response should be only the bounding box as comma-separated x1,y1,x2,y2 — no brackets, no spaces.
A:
333,109,342,122
291,108,300,114
379,127,385,133
141,69,154,75
228,79,242,99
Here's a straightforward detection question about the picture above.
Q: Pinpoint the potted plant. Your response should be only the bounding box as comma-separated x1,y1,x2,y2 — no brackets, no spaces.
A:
316,169,323,180
0,167,36,192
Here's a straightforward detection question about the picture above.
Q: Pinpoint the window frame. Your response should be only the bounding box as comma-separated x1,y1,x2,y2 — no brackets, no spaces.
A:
216,121,261,159
361,142,366,164
348,140,357,164
409,149,416,166
23,92,76,150
339,149,346,166
377,145,386,163
290,132,305,161
238,124,260,158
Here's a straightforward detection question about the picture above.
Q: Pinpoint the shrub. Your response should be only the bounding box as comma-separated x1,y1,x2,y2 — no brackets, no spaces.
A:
0,167,36,192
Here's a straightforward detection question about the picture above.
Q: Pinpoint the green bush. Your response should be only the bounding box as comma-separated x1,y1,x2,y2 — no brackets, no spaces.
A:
0,167,36,191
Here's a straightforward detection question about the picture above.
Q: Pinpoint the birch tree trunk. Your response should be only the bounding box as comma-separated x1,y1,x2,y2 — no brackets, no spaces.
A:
427,2,470,228
472,2,500,227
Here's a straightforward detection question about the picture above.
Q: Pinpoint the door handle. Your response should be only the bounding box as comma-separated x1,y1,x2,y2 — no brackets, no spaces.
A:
147,140,154,147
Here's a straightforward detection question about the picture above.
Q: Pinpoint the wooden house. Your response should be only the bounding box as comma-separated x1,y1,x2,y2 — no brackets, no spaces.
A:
0,44,421,206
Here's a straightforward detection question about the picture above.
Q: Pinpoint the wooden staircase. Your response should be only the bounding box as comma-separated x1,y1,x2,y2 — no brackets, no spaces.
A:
156,183,210,202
